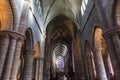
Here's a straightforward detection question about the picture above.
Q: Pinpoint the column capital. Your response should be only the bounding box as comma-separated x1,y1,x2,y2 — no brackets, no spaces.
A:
24,49,35,55
103,27,120,38
0,30,25,41
0,32,9,39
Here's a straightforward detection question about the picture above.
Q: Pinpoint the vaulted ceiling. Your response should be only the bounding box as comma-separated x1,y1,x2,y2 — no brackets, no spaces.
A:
31,0,82,30
42,0,81,26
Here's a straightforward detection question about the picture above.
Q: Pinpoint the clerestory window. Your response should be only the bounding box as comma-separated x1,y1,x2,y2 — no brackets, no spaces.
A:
81,0,88,15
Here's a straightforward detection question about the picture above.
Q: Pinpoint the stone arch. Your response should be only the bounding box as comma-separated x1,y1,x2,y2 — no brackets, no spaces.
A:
24,28,34,50
46,14,77,44
50,27,73,78
44,14,78,80
92,25,102,43
50,29,72,44
8,0,18,30
94,27,103,48
93,27,108,57
0,0,13,30
45,14,78,30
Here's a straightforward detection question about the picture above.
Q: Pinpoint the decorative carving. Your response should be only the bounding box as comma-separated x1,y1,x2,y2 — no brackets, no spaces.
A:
0,30,25,41
103,27,120,38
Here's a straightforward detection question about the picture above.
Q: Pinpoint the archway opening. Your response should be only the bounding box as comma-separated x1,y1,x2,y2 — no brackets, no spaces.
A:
44,14,81,80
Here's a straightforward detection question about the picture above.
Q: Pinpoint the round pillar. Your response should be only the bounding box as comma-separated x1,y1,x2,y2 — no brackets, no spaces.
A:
1,36,17,80
10,36,24,80
0,33,9,78
103,28,120,80
92,47,107,80
105,36,120,79
21,49,34,80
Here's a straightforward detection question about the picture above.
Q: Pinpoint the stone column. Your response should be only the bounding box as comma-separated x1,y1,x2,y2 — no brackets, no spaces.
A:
83,54,89,80
112,33,120,63
103,54,114,78
38,57,44,80
39,40,45,80
34,58,39,80
43,44,50,80
103,28,120,79
10,36,24,80
1,36,17,80
105,36,120,79
0,33,9,78
86,51,94,80
73,46,84,80
92,47,107,80
21,49,34,80
107,54,114,75
103,56,110,78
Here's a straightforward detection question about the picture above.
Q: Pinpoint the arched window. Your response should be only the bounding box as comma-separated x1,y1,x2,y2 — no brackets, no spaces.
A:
81,0,88,15
56,56,64,72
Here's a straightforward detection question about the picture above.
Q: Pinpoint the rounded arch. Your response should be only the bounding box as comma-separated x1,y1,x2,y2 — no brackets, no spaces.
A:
92,26,101,47
44,14,78,80
25,28,34,50
93,27,108,57
93,26,103,45
94,28,102,47
45,14,78,34
46,14,77,44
